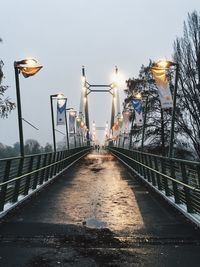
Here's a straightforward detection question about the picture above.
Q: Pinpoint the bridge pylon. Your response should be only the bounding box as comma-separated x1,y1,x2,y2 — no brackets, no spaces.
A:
79,66,121,141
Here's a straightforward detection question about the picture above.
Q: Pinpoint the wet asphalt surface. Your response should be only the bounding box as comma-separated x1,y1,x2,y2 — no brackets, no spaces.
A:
0,150,200,266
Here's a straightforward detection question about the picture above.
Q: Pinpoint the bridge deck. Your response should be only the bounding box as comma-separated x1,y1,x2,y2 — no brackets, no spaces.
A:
0,151,200,266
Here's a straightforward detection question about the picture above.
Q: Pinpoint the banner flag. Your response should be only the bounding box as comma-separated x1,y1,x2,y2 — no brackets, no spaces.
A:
151,67,173,109
69,111,77,133
117,117,123,128
57,98,67,125
112,120,119,139
132,100,143,126
76,117,81,134
122,111,129,129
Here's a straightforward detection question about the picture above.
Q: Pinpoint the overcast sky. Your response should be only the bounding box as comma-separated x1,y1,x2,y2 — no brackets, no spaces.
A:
0,0,199,146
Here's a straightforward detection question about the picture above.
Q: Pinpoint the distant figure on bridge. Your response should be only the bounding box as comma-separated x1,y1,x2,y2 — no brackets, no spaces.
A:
97,145,100,152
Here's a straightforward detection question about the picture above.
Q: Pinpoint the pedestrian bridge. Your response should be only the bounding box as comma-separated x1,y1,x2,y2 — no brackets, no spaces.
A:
0,145,200,266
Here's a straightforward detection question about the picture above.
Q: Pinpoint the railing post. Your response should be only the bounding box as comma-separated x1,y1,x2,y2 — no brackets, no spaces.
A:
170,160,180,204
196,164,200,188
60,150,65,170
161,157,170,196
62,150,68,170
142,153,147,180
53,152,59,176
180,162,193,213
50,153,56,178
45,153,52,181
12,158,24,203
149,155,156,186
57,151,63,173
145,154,151,183
32,155,41,190
0,160,11,211
23,156,34,195
137,152,141,174
137,152,142,176
39,154,48,185
154,157,162,190
131,150,136,171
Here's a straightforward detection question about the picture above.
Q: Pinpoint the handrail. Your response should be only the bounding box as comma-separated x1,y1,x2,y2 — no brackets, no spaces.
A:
0,147,82,162
119,147,200,165
108,146,200,223
109,147,200,192
0,147,90,187
0,146,92,214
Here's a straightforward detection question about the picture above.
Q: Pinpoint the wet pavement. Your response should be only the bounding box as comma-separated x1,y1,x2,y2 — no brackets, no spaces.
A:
0,150,200,266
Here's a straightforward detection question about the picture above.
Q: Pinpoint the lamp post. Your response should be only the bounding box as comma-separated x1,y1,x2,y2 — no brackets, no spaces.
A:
50,94,58,153
153,60,179,157
129,92,142,150
141,95,149,151
65,108,75,150
65,109,70,150
129,109,134,149
14,58,42,157
50,93,68,152
169,63,179,158
68,110,77,148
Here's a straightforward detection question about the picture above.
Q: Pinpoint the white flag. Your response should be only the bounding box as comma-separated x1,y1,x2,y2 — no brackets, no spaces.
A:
132,100,143,127
57,98,67,125
151,67,173,109
122,111,129,129
69,111,77,133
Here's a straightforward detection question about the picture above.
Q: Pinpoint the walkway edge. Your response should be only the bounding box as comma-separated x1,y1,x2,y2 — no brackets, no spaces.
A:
111,152,200,229
0,151,89,220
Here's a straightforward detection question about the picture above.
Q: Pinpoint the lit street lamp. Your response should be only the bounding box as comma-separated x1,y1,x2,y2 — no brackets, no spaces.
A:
14,58,42,157
68,110,77,148
141,95,149,151
65,108,75,149
129,91,142,149
50,93,68,152
153,60,179,157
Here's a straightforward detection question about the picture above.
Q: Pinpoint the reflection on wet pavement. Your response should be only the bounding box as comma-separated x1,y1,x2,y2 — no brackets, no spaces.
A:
36,151,145,232
9,150,198,240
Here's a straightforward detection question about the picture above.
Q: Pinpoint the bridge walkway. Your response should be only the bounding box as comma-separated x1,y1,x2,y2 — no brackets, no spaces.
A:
0,150,200,266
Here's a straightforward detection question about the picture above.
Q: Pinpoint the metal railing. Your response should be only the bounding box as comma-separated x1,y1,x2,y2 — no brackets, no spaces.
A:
0,146,91,214
108,146,200,225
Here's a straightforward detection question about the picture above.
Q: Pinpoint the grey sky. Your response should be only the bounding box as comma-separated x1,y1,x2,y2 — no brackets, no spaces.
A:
0,0,199,146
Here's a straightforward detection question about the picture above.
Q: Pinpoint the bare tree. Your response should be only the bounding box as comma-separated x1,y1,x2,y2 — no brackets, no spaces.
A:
0,60,15,118
173,10,200,158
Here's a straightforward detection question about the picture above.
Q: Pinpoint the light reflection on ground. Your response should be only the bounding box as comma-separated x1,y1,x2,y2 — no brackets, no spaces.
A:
53,151,145,232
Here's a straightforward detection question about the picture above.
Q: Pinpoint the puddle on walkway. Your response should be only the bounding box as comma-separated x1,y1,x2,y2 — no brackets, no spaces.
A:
84,217,107,229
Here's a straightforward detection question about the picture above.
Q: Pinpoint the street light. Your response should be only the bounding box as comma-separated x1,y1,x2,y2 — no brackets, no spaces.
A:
153,60,179,157
65,108,75,149
129,91,142,149
50,93,69,152
68,110,77,148
141,94,149,151
14,58,42,157
76,115,82,147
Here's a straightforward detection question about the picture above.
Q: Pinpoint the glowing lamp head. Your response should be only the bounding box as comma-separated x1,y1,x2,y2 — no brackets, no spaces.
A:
24,58,37,66
135,92,142,100
15,58,42,77
69,111,75,117
155,60,177,69
57,93,64,99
